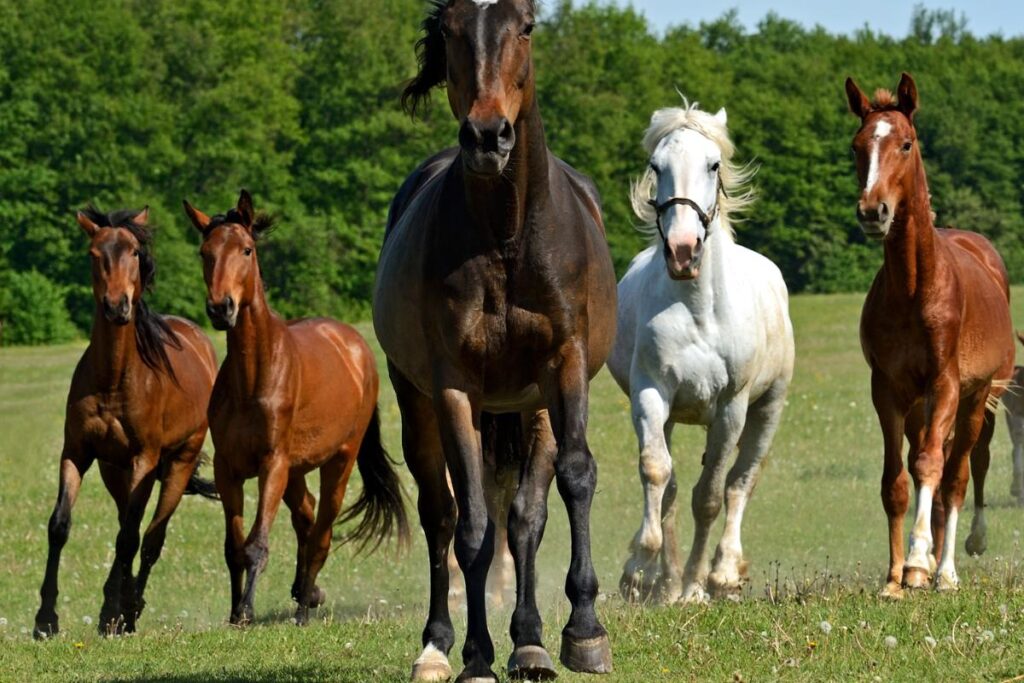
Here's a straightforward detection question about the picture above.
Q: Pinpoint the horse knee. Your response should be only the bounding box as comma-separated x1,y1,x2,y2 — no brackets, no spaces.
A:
47,505,72,548
880,469,910,516
691,482,722,524
555,447,596,502
453,512,491,572
639,446,671,488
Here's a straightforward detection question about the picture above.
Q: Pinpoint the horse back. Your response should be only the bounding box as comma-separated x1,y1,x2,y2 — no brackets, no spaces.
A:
286,317,378,416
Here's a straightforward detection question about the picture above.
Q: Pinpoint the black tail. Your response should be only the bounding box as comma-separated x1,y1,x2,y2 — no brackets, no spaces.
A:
336,407,410,553
481,411,524,476
183,452,219,500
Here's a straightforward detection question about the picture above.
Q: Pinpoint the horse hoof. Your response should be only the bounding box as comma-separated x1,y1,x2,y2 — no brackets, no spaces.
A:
454,673,498,683
411,645,452,682
507,645,557,680
934,572,959,592
902,566,930,589
965,532,987,557
878,582,904,600
32,623,57,640
560,633,613,674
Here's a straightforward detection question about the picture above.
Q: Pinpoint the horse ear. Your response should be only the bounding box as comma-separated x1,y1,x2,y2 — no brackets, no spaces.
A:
132,206,149,227
896,72,918,121
845,77,871,119
236,189,254,228
76,211,99,237
182,200,212,234
713,108,727,126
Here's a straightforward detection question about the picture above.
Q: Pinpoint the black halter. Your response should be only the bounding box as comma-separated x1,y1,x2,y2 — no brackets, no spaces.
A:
647,172,728,249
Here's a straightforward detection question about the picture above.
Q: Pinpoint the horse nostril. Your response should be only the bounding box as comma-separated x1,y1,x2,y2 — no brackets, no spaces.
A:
879,202,890,222
224,296,235,314
458,120,483,151
497,118,515,152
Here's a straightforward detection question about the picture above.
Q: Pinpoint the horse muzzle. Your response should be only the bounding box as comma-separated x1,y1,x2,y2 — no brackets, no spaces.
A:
856,201,892,240
206,296,238,330
102,295,132,325
459,117,515,176
664,240,702,281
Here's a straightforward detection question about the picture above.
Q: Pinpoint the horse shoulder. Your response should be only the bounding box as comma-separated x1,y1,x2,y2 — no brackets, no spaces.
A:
551,155,605,235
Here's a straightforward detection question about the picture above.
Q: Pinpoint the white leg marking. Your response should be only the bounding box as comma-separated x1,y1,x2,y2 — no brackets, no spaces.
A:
935,506,960,590
906,484,933,569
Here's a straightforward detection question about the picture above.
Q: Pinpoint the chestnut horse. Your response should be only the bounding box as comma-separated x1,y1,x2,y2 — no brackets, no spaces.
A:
34,206,218,638
376,1,617,680
846,73,1014,597
183,190,408,626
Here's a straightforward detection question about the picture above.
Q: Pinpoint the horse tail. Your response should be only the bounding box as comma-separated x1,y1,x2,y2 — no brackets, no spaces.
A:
337,407,410,553
480,411,523,477
183,452,219,500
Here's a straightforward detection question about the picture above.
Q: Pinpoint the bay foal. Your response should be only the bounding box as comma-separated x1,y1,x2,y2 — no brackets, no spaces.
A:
184,191,408,625
377,1,617,679
35,206,217,638
846,74,1014,596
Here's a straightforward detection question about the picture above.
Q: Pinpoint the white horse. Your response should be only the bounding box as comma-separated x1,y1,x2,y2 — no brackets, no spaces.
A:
608,101,795,604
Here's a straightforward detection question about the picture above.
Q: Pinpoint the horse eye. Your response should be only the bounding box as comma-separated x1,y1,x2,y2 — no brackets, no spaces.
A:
522,22,535,37
244,247,253,256
133,250,140,258
902,141,913,152
710,162,721,173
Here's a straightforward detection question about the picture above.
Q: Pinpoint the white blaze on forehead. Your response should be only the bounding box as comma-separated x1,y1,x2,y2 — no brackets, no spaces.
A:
864,119,893,193
471,0,500,5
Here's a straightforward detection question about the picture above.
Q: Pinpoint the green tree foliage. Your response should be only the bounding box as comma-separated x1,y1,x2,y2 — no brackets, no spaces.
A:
1,1,1023,344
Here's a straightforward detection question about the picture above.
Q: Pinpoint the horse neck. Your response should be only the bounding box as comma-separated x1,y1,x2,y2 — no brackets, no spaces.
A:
880,153,938,298
224,278,282,393
88,305,141,390
463,94,549,244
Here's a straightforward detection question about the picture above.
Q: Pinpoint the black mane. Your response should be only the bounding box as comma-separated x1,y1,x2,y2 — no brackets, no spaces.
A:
401,0,449,116
80,205,182,379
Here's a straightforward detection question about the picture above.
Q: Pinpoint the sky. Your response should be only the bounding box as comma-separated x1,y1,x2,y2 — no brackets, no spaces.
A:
610,1,1024,37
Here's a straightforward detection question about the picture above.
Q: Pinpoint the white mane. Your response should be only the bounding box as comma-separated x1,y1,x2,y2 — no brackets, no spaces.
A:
630,98,758,241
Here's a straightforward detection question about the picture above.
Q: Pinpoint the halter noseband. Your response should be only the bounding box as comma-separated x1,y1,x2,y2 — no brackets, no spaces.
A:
647,171,728,249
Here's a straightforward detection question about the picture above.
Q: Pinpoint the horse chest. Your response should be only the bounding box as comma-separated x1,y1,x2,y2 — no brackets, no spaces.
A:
75,397,136,461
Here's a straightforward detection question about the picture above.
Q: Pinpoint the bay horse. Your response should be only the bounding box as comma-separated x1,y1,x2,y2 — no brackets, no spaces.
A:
846,73,1015,597
375,0,617,679
183,190,408,626
34,206,218,638
608,101,794,605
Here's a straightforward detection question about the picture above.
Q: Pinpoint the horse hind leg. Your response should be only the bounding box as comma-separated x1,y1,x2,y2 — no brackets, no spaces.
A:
681,397,747,604
964,409,996,557
294,457,351,626
34,450,93,639
709,384,786,599
100,456,158,635
283,475,317,607
507,410,558,681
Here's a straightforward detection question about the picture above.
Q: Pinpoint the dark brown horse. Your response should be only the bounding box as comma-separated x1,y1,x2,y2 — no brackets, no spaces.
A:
183,190,408,626
846,73,1014,598
34,206,218,638
376,1,617,680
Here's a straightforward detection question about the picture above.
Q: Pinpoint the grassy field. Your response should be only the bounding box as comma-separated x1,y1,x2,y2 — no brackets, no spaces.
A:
2,291,1024,681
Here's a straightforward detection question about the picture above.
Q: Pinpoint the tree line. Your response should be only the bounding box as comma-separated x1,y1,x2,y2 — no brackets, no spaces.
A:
2,0,1022,344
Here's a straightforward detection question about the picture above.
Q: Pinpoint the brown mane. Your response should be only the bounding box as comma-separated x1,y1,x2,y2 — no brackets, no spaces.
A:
872,88,898,110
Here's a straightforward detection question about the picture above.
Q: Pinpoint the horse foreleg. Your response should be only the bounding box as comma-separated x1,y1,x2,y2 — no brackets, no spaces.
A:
905,372,959,588
237,456,289,624
680,396,747,605
709,383,786,598
507,409,558,680
543,342,612,674
391,364,456,683
435,385,498,682
620,384,675,604
34,449,93,639
873,372,909,598
283,474,316,607
100,455,158,635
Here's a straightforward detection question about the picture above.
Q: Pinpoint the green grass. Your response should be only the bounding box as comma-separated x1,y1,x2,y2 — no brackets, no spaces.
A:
2,291,1024,681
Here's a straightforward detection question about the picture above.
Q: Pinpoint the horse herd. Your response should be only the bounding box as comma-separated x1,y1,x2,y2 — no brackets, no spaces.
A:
28,1,1020,681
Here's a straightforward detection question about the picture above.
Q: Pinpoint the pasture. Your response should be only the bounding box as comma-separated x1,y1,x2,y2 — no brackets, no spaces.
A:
2,291,1024,681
